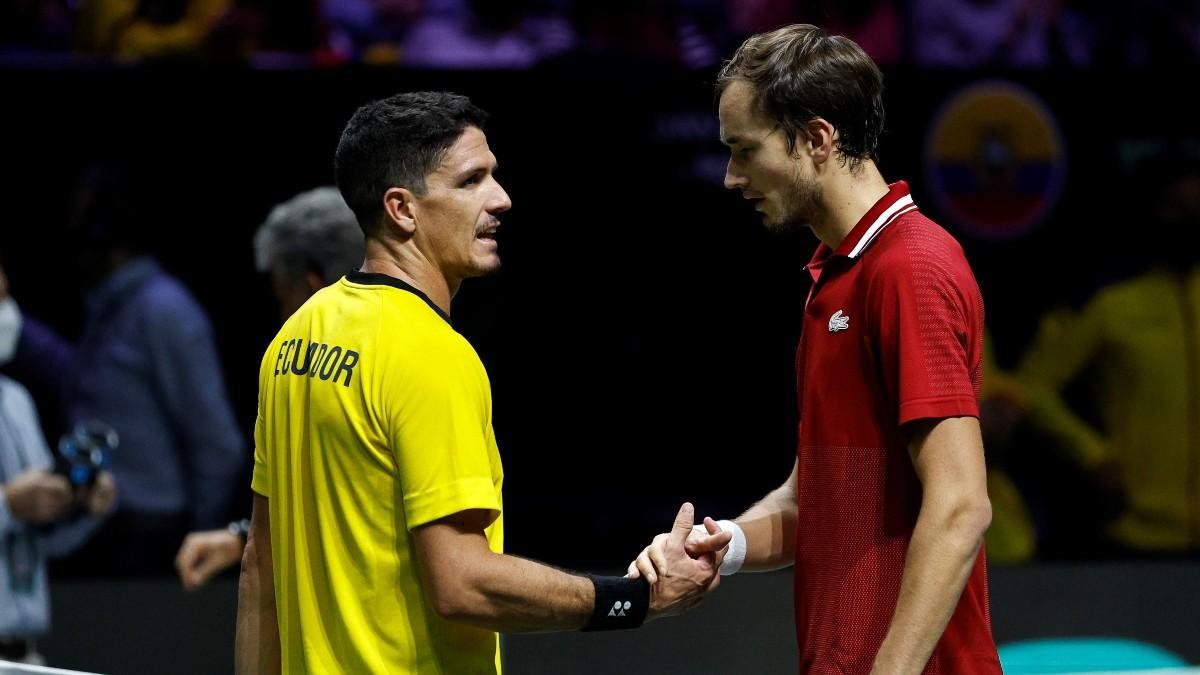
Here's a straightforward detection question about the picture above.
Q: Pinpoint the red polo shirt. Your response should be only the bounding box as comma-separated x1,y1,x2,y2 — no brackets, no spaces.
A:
793,181,1000,673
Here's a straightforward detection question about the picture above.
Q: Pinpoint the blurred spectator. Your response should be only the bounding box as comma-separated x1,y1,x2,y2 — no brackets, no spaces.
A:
75,0,232,59
1090,0,1200,67
911,0,1058,68
800,0,904,64
726,0,802,37
253,186,364,320
175,186,362,591
573,0,706,66
401,0,575,68
908,0,1199,68
907,0,1139,68
0,381,117,665
321,0,424,63
1016,152,1200,557
73,0,322,62
1,271,117,663
0,166,243,576
980,333,1036,563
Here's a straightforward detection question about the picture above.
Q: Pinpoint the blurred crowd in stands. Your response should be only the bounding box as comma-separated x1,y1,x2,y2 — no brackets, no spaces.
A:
2,0,1199,69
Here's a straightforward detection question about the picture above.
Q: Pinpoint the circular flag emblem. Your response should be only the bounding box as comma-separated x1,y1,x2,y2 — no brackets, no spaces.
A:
924,81,1066,240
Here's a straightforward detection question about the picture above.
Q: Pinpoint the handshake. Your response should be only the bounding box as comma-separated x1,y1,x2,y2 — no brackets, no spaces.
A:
624,502,735,620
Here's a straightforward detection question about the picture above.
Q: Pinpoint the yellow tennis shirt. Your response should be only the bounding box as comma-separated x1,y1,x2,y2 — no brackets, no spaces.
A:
251,271,504,674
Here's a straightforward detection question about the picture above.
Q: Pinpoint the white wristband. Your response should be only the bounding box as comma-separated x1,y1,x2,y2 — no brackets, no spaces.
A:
693,519,747,576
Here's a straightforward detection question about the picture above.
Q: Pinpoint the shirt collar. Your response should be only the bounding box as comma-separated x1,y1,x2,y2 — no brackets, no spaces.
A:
343,270,452,325
808,181,918,266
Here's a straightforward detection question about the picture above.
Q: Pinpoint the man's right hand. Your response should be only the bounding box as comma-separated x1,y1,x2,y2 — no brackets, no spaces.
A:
634,503,731,620
628,515,731,582
2,469,73,523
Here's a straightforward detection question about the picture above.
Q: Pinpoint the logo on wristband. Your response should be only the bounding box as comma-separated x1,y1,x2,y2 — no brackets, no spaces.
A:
608,601,632,617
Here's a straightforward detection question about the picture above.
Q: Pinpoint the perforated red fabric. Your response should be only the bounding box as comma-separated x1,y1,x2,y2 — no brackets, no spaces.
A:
791,182,1000,674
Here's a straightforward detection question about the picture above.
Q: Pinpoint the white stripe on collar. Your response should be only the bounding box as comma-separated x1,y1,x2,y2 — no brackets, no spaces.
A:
847,194,916,259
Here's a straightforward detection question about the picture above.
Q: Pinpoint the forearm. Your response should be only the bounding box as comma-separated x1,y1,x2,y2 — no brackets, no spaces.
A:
734,475,798,572
235,499,279,675
439,552,595,633
872,501,990,674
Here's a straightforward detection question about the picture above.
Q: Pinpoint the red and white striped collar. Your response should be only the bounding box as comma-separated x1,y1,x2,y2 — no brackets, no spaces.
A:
813,181,919,262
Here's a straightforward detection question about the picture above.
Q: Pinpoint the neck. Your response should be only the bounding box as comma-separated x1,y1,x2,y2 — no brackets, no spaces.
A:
809,160,890,251
360,236,457,316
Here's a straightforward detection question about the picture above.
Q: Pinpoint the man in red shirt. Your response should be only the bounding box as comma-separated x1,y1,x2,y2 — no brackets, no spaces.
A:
631,24,1001,674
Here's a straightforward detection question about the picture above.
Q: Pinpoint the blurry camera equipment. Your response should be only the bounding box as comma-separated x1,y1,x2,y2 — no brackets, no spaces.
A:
55,420,117,491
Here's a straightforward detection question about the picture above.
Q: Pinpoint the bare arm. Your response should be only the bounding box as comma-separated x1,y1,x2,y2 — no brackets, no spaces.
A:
733,459,798,572
628,460,798,581
235,494,280,675
414,509,593,633
871,417,992,675
414,503,724,633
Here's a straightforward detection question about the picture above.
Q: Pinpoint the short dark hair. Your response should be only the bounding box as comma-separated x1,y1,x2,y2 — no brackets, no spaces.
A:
717,24,884,170
334,91,489,234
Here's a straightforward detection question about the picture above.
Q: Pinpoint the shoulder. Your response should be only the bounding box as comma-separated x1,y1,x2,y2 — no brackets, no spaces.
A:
867,211,969,278
0,375,36,412
137,272,212,336
1091,271,1163,307
862,212,983,319
139,271,203,312
367,291,485,382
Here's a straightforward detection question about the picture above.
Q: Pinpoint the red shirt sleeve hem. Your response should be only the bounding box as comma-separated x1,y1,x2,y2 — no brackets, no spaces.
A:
899,396,980,426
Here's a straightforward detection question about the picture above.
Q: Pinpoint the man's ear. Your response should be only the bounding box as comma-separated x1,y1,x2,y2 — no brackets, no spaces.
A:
383,186,418,237
801,117,836,167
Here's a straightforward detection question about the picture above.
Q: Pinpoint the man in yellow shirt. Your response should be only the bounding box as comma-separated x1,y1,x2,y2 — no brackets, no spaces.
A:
234,91,728,674
1017,154,1200,555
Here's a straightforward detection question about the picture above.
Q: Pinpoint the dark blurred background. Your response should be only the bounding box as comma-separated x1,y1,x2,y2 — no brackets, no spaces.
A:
2,0,1200,673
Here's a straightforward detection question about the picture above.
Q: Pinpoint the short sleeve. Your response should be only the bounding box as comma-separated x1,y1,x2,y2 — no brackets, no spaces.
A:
388,342,500,530
251,410,269,497
251,342,275,497
871,234,983,426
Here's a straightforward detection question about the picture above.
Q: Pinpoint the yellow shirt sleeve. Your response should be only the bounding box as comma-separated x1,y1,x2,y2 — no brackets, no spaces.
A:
251,410,269,497
388,339,501,530
251,341,274,497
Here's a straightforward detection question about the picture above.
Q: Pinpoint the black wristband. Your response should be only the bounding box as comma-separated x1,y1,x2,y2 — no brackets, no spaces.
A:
581,575,650,631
